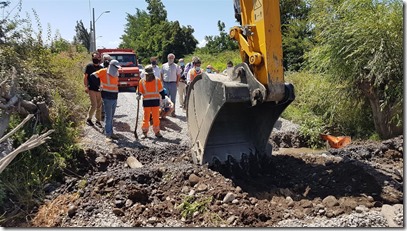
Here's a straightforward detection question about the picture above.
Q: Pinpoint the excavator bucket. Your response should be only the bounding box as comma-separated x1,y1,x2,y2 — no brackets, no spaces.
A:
186,63,295,165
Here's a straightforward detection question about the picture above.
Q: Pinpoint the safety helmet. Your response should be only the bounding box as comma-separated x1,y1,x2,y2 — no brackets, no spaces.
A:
163,88,168,95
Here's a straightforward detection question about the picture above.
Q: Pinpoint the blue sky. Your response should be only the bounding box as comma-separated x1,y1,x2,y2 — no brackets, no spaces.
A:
7,0,237,49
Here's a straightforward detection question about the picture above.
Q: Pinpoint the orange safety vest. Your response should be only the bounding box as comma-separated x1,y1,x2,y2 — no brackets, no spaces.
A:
189,69,202,83
94,69,119,93
139,78,163,101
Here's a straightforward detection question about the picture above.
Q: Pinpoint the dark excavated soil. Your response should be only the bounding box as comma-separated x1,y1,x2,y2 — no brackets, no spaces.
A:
2,90,403,227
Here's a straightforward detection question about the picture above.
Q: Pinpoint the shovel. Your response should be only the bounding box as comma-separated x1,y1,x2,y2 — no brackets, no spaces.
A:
134,90,141,139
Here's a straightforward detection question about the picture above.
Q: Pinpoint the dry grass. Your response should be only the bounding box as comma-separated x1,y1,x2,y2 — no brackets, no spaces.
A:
31,193,79,227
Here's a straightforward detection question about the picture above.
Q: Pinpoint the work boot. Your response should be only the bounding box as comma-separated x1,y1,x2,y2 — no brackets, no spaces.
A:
155,132,163,138
86,119,94,126
105,137,112,142
142,132,148,139
95,121,102,128
111,134,119,140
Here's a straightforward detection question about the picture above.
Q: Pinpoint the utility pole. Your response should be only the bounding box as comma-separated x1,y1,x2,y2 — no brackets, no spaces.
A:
92,8,96,52
90,20,94,52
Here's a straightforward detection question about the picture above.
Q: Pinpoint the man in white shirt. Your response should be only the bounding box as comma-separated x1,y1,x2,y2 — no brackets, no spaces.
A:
160,53,181,117
140,56,161,79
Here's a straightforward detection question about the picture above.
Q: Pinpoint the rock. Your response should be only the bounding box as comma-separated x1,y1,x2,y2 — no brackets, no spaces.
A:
181,186,189,193
227,215,238,225
286,196,294,208
188,174,200,186
115,199,125,208
112,208,125,216
355,205,368,213
381,204,402,227
235,186,242,193
95,156,107,164
125,199,133,208
67,205,77,217
195,184,208,192
127,156,143,169
300,199,313,208
223,192,236,204
322,195,339,208
249,197,258,205
147,217,158,224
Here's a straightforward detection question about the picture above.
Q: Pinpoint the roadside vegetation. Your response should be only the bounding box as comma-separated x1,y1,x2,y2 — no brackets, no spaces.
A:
0,0,403,225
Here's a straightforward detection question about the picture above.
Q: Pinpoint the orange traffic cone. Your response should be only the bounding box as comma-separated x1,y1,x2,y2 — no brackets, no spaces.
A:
320,134,351,149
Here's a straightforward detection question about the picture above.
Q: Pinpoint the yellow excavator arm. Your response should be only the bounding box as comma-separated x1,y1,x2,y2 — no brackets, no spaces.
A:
186,0,295,166
230,0,286,102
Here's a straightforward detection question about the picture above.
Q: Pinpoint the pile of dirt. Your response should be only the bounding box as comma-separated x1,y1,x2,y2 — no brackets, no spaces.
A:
3,92,403,227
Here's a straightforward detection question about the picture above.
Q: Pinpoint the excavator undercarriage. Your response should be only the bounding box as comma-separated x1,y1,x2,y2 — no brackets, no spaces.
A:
186,0,295,166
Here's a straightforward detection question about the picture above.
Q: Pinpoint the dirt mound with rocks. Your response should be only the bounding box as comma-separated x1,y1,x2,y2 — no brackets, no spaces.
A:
4,92,403,227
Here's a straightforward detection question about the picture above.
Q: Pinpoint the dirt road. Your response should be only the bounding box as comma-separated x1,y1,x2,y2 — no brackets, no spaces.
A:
25,91,404,227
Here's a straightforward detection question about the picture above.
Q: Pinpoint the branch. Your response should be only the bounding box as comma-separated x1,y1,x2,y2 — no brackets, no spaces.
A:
0,129,54,173
0,114,34,143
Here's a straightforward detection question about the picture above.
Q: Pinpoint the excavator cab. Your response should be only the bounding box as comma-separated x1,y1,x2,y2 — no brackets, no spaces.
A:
186,0,295,165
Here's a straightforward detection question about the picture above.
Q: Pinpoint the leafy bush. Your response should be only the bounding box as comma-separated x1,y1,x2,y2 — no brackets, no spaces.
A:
177,195,213,219
283,71,375,147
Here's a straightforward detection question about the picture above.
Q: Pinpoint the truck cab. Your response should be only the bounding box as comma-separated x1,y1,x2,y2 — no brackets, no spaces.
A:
97,48,141,91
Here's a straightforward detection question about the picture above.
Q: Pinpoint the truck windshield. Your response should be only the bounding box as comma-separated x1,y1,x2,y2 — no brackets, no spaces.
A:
109,54,137,67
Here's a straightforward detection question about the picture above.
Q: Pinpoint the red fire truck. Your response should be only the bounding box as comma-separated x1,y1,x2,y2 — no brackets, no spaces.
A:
97,48,141,90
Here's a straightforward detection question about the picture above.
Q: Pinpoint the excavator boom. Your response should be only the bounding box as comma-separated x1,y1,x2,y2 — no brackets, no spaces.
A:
186,0,295,165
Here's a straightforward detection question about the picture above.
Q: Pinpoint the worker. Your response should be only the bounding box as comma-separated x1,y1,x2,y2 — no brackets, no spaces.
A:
84,52,103,127
141,56,161,79
101,54,112,67
186,57,202,84
206,65,219,74
91,59,121,142
160,88,175,119
222,60,234,77
160,53,181,117
177,58,187,108
138,64,166,138
183,56,196,80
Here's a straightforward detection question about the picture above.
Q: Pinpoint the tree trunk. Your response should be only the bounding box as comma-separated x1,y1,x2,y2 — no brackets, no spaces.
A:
359,80,403,139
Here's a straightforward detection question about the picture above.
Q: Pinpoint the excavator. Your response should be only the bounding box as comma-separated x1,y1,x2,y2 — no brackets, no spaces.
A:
186,0,295,166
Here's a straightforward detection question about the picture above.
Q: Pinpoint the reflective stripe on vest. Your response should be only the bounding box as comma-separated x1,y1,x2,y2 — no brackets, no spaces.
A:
96,70,118,93
140,79,160,101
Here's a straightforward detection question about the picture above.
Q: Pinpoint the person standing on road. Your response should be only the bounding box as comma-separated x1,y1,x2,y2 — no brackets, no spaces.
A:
84,52,103,127
92,60,121,142
138,65,166,139
141,56,161,79
160,53,181,117
187,57,203,84
222,60,234,77
177,58,187,108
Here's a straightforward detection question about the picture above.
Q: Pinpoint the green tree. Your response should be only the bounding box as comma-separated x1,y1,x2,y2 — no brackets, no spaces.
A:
73,20,91,52
120,0,197,64
307,0,403,139
280,0,312,71
200,20,238,54
146,0,167,25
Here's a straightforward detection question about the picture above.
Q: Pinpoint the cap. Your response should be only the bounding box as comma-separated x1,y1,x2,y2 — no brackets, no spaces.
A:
207,65,212,69
103,54,112,61
144,64,154,75
109,60,121,69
